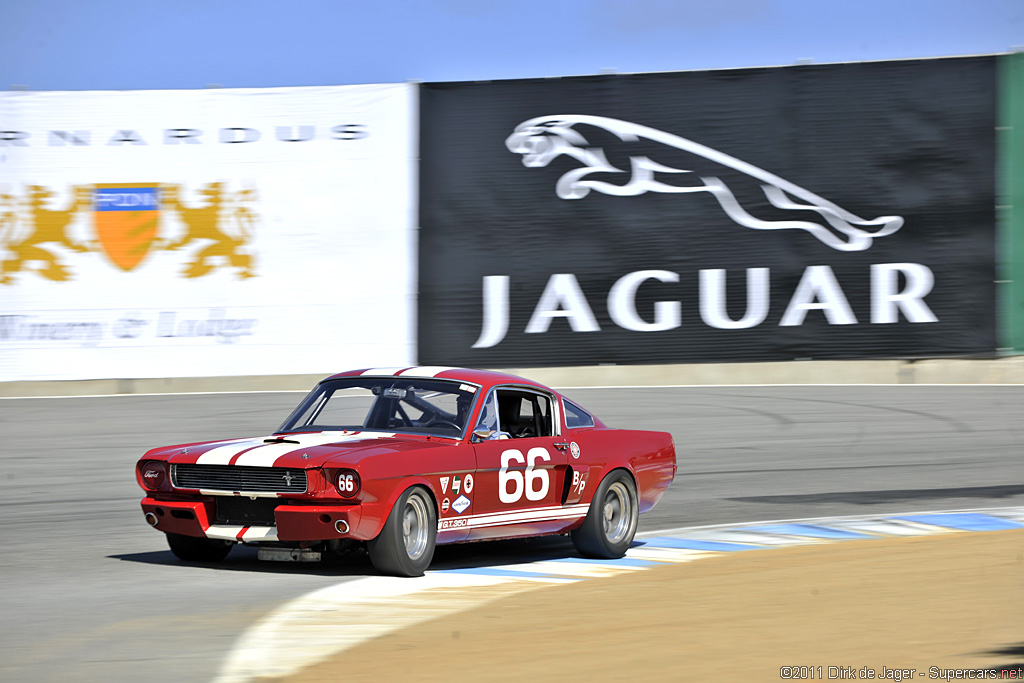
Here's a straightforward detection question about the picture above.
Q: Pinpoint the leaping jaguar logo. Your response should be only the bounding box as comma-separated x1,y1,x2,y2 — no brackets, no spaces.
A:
505,115,903,252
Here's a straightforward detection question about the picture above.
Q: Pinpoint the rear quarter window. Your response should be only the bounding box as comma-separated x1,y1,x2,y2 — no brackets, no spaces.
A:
563,399,595,428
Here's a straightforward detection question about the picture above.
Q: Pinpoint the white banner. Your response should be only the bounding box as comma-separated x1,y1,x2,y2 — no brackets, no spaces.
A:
0,84,417,381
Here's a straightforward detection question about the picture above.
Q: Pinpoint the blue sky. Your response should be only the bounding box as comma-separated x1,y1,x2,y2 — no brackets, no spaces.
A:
1,0,1022,91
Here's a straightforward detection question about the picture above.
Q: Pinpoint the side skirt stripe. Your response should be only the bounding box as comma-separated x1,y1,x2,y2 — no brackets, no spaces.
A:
441,504,590,530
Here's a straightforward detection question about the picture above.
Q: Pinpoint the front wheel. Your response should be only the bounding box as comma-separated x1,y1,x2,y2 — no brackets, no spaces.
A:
166,532,234,562
367,487,436,577
571,469,639,559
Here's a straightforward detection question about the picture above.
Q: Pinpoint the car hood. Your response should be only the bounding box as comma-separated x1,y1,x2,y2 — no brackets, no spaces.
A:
158,431,453,468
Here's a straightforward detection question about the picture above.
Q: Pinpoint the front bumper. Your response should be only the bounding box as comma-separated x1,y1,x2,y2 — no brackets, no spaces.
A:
140,497,364,542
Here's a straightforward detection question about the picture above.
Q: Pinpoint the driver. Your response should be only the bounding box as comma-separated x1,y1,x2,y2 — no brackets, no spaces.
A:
456,393,474,429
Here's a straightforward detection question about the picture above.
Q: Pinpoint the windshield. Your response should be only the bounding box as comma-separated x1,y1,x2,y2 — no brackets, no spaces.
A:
277,377,479,438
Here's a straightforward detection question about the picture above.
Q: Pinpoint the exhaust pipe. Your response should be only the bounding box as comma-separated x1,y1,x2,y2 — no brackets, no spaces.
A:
334,519,349,534
145,512,158,527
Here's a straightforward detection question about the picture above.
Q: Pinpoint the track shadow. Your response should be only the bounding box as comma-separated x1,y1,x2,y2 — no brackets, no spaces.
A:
430,535,580,569
109,544,375,576
108,535,623,577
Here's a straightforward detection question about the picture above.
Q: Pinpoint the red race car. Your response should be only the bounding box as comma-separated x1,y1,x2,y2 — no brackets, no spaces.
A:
136,367,677,576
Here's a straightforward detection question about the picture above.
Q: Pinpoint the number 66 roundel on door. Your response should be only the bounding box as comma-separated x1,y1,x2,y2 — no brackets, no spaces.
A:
499,447,550,503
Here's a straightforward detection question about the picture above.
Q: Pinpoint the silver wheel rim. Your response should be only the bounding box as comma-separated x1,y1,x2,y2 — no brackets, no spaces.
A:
402,493,429,560
602,481,634,544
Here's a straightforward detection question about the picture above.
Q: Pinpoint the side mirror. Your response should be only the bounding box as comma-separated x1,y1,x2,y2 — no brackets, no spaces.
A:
471,428,494,443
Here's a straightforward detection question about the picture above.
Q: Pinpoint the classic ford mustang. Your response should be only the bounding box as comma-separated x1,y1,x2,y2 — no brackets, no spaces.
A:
136,367,676,576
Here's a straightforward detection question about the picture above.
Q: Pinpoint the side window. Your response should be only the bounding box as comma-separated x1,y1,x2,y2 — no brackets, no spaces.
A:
563,399,595,429
494,390,555,438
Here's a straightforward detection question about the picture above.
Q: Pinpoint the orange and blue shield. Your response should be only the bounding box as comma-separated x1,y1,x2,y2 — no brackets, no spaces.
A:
94,184,160,271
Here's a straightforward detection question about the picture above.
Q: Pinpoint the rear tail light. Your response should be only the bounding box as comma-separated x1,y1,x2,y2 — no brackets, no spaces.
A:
335,469,360,498
139,461,168,491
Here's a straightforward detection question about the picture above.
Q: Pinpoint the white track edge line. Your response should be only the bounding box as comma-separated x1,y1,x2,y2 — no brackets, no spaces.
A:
5,383,1024,400
215,505,1024,683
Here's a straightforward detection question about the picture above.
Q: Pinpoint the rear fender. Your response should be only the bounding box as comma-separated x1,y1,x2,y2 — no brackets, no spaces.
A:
569,429,675,513
579,463,637,507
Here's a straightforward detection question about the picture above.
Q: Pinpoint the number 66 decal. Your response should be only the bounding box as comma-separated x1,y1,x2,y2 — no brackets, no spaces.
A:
498,448,550,504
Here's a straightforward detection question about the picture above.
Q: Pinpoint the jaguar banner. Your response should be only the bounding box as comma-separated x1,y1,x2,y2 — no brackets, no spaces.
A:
0,84,417,381
419,57,997,367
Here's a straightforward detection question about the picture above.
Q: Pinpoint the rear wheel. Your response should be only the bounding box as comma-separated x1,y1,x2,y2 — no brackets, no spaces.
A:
571,470,639,559
166,532,234,562
367,487,436,577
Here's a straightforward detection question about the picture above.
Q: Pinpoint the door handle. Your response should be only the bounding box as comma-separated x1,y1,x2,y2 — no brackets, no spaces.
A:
553,442,569,450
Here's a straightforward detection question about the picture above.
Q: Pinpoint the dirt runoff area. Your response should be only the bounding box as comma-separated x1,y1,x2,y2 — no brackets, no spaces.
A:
286,530,1024,682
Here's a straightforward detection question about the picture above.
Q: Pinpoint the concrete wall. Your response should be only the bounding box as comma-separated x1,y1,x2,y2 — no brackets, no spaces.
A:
5,357,1024,397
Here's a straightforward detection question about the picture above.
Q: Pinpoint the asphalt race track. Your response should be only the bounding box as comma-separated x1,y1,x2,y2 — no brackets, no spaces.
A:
2,385,1023,681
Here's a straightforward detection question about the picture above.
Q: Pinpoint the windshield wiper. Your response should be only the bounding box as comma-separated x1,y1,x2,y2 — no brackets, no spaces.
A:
263,436,301,444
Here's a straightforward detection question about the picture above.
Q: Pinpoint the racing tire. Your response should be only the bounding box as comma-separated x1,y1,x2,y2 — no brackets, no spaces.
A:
367,486,436,577
166,532,234,562
571,469,639,559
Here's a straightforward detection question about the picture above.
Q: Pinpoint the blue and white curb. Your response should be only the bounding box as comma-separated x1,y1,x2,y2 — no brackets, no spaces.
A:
215,507,1024,682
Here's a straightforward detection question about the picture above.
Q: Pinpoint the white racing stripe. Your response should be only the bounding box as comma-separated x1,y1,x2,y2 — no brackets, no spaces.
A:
195,432,394,468
360,367,408,376
192,438,262,465
231,433,350,467
359,366,459,377
398,366,458,377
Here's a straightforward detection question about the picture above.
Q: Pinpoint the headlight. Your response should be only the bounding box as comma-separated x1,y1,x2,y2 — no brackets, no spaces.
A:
140,461,167,491
335,469,360,498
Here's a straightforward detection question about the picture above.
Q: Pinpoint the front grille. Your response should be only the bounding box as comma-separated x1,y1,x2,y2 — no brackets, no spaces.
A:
214,496,280,526
172,464,308,493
